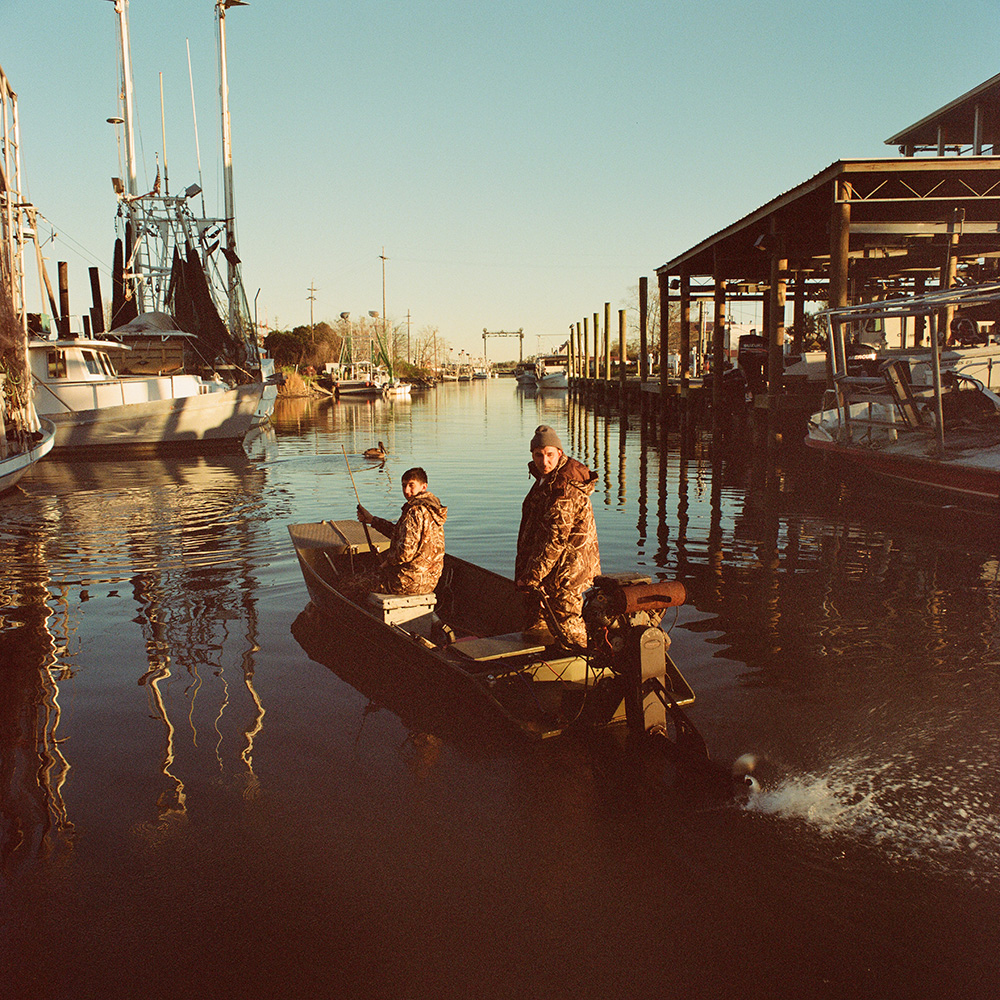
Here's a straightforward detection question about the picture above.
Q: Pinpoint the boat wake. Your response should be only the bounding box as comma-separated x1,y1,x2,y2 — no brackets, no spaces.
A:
742,750,1000,884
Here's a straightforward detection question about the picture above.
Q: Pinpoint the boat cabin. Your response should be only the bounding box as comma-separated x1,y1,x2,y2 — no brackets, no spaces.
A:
31,338,127,383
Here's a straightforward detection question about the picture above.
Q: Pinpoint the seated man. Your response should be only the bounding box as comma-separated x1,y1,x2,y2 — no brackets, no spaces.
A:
355,466,447,595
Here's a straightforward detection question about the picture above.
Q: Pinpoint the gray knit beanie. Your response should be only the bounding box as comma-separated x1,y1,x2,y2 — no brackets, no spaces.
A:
529,425,563,451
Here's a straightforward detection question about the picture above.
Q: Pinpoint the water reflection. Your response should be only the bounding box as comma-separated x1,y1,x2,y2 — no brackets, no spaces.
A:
0,558,74,867
560,392,1000,879
290,604,518,756
1,454,272,860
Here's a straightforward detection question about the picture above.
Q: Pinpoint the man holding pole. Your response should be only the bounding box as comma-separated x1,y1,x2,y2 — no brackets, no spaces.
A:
356,467,448,595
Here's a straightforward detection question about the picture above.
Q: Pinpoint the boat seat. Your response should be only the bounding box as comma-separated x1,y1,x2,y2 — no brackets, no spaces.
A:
450,633,550,662
289,520,391,554
367,591,437,626
883,359,925,429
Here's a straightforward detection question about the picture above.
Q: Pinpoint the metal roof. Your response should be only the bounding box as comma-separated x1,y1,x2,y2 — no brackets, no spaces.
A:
656,157,1000,287
885,72,1000,150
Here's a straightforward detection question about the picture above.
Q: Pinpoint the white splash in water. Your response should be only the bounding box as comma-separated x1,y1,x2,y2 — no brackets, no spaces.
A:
742,753,1000,881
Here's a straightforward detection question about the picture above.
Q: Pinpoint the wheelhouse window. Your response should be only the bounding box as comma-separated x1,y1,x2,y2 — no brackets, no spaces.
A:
82,351,102,375
47,351,67,379
98,353,117,376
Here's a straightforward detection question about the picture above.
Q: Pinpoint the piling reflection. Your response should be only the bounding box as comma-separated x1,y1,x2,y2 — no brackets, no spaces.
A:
0,455,272,859
0,555,75,867
568,391,998,666
562,389,1000,875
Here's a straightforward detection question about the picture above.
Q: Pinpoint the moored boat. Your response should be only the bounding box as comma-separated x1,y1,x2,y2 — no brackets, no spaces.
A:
514,361,537,386
324,361,388,397
805,284,1000,505
535,354,569,389
29,334,260,453
0,388,54,493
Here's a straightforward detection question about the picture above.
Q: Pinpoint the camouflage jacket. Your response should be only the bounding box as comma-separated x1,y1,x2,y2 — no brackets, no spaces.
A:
515,455,600,595
371,492,447,595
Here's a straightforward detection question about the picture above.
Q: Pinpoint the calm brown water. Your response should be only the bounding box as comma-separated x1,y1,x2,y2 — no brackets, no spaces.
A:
2,381,998,999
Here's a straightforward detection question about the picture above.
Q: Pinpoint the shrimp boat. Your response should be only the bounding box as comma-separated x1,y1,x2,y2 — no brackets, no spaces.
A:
287,519,726,775
805,283,1000,505
103,1,270,425
28,333,260,454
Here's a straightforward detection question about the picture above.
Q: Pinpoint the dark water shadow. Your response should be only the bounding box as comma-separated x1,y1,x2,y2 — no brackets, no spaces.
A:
290,604,525,759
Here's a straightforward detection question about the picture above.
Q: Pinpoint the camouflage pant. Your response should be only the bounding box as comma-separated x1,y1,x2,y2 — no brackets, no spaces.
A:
525,590,588,647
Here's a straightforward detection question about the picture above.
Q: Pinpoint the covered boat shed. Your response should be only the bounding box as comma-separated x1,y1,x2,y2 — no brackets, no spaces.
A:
654,73,1000,416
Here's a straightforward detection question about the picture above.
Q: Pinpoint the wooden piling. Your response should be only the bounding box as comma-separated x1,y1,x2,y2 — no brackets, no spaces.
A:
680,273,691,432
657,270,670,426
594,313,604,380
829,180,851,310
767,233,787,450
639,276,648,382
89,266,106,334
791,264,805,354
58,261,70,337
712,275,726,435
618,308,627,413
604,301,611,389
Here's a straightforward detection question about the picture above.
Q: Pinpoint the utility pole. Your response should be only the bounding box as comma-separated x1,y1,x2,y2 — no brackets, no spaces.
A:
380,247,388,365
307,281,317,341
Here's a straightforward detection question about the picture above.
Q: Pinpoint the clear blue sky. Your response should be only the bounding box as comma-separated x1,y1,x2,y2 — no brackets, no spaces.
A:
4,0,998,356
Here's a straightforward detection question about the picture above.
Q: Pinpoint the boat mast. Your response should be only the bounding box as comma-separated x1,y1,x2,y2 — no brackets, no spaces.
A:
216,0,242,335
0,63,27,333
114,0,145,312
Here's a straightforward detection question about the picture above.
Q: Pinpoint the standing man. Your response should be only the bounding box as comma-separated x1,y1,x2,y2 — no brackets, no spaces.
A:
515,425,600,647
357,467,447,595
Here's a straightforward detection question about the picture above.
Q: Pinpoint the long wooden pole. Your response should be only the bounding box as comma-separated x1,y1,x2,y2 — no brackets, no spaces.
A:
342,444,375,553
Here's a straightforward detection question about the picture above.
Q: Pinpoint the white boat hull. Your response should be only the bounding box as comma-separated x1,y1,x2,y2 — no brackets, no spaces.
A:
43,386,260,453
30,338,263,453
535,354,568,389
0,419,56,493
806,396,1000,504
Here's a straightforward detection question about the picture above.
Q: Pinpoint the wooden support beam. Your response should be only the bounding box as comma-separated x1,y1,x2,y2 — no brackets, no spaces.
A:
639,275,648,382
792,264,805,354
657,270,670,421
680,272,691,395
829,180,851,309
618,308,626,396
712,274,726,426
594,313,604,379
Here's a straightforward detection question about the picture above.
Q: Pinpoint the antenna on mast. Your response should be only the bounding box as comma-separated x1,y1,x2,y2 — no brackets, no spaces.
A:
159,71,169,196
185,38,207,219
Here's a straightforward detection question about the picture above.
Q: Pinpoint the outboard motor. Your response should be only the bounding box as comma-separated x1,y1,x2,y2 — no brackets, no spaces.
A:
585,574,753,794
584,573,701,745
